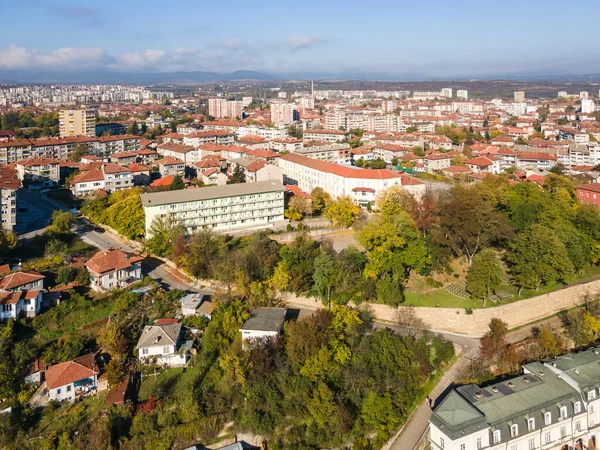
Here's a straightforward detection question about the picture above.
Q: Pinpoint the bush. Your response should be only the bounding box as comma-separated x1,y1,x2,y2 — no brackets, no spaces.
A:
425,277,443,288
465,308,473,315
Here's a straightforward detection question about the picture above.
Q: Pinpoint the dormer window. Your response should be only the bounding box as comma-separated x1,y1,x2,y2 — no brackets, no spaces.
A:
589,390,597,401
545,412,552,425
511,424,519,437
493,430,501,443
574,402,581,414
560,406,568,419
528,418,535,432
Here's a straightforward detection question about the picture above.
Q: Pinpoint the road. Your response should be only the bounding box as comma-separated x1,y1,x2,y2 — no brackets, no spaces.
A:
15,189,58,237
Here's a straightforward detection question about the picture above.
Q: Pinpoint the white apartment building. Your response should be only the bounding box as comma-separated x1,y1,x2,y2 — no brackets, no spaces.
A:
581,91,590,100
270,101,297,125
242,96,253,107
71,163,133,196
140,179,285,236
582,99,596,114
295,143,352,164
0,179,18,232
430,348,600,450
208,98,243,119
304,129,350,143
457,90,469,100
278,153,425,205
441,88,453,98
16,158,60,186
514,91,525,102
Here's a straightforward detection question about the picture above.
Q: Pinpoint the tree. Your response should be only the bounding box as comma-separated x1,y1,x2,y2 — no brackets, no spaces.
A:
506,224,574,293
278,234,320,293
480,318,508,360
311,187,332,214
146,217,186,258
395,306,427,337
45,239,68,257
466,249,504,307
170,175,185,190
312,251,338,307
105,359,126,387
56,266,76,285
1,112,19,130
435,186,511,266
549,163,566,175
406,126,418,133
45,210,77,236
67,144,90,162
324,196,360,227
285,196,313,221
97,322,128,358
230,165,246,184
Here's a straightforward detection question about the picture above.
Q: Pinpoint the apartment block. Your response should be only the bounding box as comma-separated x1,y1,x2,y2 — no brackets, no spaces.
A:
0,179,19,232
270,101,298,125
140,180,285,236
208,98,243,119
59,109,96,137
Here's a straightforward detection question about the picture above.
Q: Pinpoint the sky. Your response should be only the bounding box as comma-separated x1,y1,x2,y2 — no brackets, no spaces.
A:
1,0,600,78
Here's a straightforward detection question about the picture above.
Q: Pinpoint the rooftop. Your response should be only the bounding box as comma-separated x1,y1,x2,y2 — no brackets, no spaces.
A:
240,307,286,332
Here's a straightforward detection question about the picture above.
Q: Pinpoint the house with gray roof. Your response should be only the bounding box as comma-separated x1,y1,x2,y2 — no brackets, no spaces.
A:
135,322,191,367
239,307,286,343
430,348,600,450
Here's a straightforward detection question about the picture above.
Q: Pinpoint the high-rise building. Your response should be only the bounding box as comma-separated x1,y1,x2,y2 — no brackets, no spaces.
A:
456,90,468,100
582,99,596,114
514,91,525,102
270,101,297,125
59,109,96,137
208,98,243,119
242,96,253,107
277,91,287,99
581,91,590,100
441,88,453,98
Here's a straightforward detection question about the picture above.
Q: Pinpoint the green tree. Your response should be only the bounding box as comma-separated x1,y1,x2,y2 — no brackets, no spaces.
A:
1,112,19,130
506,224,574,293
67,144,90,162
324,196,360,227
278,234,320,293
170,175,185,191
312,251,338,307
466,249,504,307
45,210,77,236
311,187,332,214
146,217,185,258
230,165,246,184
56,266,76,285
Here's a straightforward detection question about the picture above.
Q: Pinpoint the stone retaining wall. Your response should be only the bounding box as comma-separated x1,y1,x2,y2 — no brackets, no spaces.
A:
283,280,600,336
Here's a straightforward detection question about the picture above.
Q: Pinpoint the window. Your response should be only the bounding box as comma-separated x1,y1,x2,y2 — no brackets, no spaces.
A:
66,385,71,392
57,388,62,395
163,346,170,354
575,420,581,432
493,430,501,443
510,445,518,450
440,437,444,449
460,445,466,450
560,406,568,419
476,437,482,449
511,424,519,437
528,438,535,450
590,391,597,401
575,401,581,414
560,426,567,438
544,432,551,444
142,348,149,355
528,418,535,431
545,411,552,425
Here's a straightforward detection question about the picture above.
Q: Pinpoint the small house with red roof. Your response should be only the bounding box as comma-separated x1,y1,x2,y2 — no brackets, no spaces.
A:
85,249,144,291
464,156,501,174
199,169,228,186
577,183,600,210
45,353,99,402
156,156,185,177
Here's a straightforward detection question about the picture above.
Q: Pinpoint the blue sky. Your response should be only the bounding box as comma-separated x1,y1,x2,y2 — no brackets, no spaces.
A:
1,0,599,77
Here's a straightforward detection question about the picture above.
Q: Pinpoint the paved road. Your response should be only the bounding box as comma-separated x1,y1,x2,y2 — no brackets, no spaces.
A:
16,189,57,236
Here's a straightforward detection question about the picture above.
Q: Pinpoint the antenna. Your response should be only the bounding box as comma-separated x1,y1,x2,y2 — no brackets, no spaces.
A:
311,80,314,98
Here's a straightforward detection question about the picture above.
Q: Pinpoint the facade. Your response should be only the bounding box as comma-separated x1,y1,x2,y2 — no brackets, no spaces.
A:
140,179,285,236
71,164,133,197
0,271,45,292
514,91,525,102
0,179,19,232
270,101,298,125
278,152,425,205
295,143,352,164
424,155,452,173
430,347,600,450
136,323,191,367
85,249,144,291
577,184,600,209
0,290,42,320
16,158,60,186
157,143,199,165
95,122,126,136
59,109,96,137
208,98,243,119
45,354,99,402
239,307,286,343
457,90,469,100
304,129,350,143
157,157,186,177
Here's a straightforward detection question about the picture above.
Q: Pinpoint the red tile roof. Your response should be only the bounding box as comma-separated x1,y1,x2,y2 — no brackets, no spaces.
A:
157,156,184,166
0,271,44,290
45,353,99,390
157,143,194,154
85,249,143,274
151,175,174,187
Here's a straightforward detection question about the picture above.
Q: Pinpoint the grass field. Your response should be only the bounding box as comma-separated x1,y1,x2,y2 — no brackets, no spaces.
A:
403,265,600,309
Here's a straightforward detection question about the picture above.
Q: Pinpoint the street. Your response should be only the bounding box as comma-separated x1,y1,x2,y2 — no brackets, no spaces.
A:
15,189,58,237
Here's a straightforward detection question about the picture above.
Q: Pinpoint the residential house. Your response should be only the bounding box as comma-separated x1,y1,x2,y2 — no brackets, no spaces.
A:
136,322,191,367
156,157,185,177
239,307,286,343
516,152,558,171
199,169,228,186
0,178,19,232
71,163,133,197
128,163,151,185
423,154,452,173
0,271,45,292
45,353,99,402
180,291,212,317
465,156,501,174
110,151,137,166
85,249,144,291
577,183,600,210
0,290,42,320
157,143,200,166
303,129,350,143
372,144,412,164
16,158,61,186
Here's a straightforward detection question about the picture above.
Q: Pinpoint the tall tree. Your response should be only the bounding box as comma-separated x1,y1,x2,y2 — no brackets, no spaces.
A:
506,224,574,293
324,196,360,227
230,165,246,184
466,249,504,307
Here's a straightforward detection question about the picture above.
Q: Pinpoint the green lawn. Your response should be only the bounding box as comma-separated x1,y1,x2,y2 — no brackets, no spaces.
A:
138,368,184,401
404,265,600,309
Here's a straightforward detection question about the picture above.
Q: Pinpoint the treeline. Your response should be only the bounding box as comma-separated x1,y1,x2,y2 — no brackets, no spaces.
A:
0,111,59,138
81,188,145,239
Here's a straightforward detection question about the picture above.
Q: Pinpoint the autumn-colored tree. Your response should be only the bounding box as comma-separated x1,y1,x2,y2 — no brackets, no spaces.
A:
324,196,360,227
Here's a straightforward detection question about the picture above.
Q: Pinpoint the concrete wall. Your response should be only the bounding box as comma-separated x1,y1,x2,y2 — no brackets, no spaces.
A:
282,279,600,336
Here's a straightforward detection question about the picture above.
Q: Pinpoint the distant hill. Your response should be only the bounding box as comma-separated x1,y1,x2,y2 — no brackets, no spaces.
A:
0,70,276,84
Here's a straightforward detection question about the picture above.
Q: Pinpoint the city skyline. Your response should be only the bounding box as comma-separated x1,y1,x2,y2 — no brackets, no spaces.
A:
2,0,600,79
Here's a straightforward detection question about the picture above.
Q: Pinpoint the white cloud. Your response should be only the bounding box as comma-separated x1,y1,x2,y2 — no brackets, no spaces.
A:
0,44,110,70
287,35,322,52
